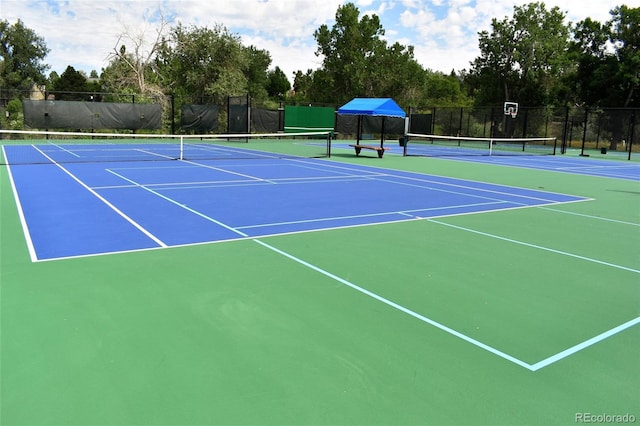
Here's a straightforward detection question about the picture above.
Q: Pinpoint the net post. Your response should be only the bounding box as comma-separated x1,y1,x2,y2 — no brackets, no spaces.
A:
326,132,332,158
402,134,409,156
179,135,184,160
489,138,493,156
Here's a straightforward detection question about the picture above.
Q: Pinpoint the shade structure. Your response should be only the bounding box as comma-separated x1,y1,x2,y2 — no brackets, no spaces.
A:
337,98,406,118
337,98,406,157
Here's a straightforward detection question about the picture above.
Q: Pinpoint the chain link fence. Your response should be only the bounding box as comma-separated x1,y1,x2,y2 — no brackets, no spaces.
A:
412,105,638,160
2,88,637,159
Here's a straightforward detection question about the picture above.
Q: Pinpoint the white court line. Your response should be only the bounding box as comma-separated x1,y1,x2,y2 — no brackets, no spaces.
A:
428,219,640,274
262,158,591,209
30,146,169,253
31,156,634,370
3,146,38,262
252,239,534,370
556,163,640,171
43,142,81,158
237,201,505,230
254,238,640,372
179,158,277,183
135,148,176,160
378,174,586,204
106,169,249,237
147,175,385,191
292,158,590,203
92,178,261,190
529,316,640,371
539,206,640,227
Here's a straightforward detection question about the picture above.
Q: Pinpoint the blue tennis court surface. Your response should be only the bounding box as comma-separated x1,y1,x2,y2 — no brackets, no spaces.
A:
447,154,640,181
8,157,589,261
331,142,640,181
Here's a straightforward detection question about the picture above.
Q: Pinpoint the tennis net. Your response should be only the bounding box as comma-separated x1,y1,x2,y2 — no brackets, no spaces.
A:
0,130,333,165
403,133,557,157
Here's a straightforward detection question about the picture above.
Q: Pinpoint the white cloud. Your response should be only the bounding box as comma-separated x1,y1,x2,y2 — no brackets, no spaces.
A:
3,0,636,80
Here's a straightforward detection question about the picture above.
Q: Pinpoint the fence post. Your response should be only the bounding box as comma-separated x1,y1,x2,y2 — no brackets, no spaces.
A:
431,107,436,134
170,94,175,135
580,107,589,156
628,112,636,161
561,106,570,154
490,107,496,138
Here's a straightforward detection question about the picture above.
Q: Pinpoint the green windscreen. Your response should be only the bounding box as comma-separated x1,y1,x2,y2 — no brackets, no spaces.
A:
284,105,335,133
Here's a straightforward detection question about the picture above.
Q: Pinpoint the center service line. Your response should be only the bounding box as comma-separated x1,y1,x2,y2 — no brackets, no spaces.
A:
32,146,168,249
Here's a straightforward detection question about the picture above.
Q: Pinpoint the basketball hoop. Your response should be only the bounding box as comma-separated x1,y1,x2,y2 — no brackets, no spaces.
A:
504,101,518,119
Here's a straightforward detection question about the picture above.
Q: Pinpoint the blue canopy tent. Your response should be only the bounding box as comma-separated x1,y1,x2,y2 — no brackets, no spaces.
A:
337,98,406,157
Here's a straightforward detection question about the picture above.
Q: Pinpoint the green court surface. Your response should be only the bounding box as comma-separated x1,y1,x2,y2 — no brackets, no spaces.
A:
1,153,638,425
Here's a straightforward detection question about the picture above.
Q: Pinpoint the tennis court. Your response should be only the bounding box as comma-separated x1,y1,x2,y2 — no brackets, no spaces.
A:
1,133,638,425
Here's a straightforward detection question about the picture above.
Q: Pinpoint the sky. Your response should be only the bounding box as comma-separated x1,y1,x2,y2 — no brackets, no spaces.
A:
2,0,637,82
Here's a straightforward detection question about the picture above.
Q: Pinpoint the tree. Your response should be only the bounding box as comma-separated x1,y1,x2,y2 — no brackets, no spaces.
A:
266,66,291,99
0,19,50,91
244,45,272,101
101,14,169,101
567,5,640,149
311,2,423,104
570,5,640,107
468,2,571,106
422,71,470,107
612,5,640,107
155,23,260,102
292,69,314,100
313,3,385,102
52,66,89,100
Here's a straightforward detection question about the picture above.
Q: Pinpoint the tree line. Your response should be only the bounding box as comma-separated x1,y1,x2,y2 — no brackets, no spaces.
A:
1,2,638,117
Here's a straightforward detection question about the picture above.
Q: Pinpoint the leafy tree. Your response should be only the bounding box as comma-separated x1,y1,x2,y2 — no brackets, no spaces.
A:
266,66,291,99
468,2,571,106
311,2,423,104
52,66,89,100
569,5,640,107
48,70,59,83
291,69,314,100
155,23,265,102
612,5,640,107
0,19,50,91
567,5,639,149
366,41,425,106
422,71,470,107
244,45,271,102
313,3,384,102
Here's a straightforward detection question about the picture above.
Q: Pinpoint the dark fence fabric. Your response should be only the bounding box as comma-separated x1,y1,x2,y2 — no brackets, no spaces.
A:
8,91,637,158
181,104,218,132
335,114,405,137
228,95,249,133
23,100,162,130
251,108,280,133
